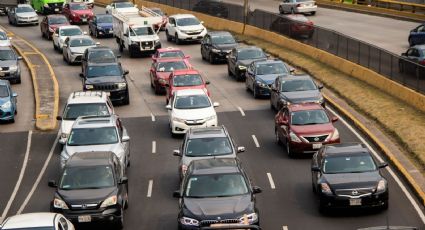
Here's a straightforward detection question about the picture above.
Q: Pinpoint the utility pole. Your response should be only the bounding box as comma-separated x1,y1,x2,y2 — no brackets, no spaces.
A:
242,0,249,34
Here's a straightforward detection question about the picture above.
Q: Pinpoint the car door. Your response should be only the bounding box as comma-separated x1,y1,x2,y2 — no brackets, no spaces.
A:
117,117,130,166
167,17,176,36
8,8,15,23
270,77,279,107
89,16,96,34
150,62,157,85
228,49,237,73
63,37,70,59
276,108,290,142
112,156,126,201
311,149,323,189
411,25,425,45
82,50,88,73
201,35,210,57
246,62,255,90
407,48,420,63
281,0,291,12
53,27,60,46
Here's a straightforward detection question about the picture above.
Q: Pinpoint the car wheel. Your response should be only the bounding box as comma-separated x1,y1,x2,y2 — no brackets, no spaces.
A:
270,98,275,110
209,53,215,64
279,6,284,14
154,84,161,95
253,86,259,98
312,182,316,193
165,30,172,41
381,201,389,211
319,201,327,214
275,128,281,145
408,37,413,47
95,30,99,38
311,11,316,15
245,80,250,91
124,192,129,209
286,139,294,158
175,33,180,45
291,8,295,14
115,207,124,229
122,93,130,105
201,49,205,60
10,117,15,123
118,42,124,52
228,66,233,76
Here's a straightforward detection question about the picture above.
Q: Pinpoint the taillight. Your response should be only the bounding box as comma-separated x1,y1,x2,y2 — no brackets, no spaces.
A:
420,60,425,65
296,4,301,7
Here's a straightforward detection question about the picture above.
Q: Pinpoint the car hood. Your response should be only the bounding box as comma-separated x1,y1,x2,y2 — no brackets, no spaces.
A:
60,120,75,135
172,85,206,94
85,76,124,84
183,195,254,220
72,9,92,15
237,58,267,67
0,40,11,47
323,171,381,190
57,187,116,205
280,90,321,103
213,43,237,52
256,74,281,84
69,45,96,54
0,60,17,67
0,96,11,106
63,143,124,159
16,12,37,17
97,22,113,28
178,24,204,31
155,71,171,79
172,107,216,120
181,153,236,167
291,123,334,136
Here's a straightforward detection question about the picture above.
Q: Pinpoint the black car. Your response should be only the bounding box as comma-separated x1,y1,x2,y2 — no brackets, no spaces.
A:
201,31,238,64
192,0,229,18
49,151,129,228
80,62,129,105
89,14,113,38
227,46,267,81
270,74,324,111
81,46,120,74
173,158,261,230
311,143,389,212
0,46,22,84
245,59,292,98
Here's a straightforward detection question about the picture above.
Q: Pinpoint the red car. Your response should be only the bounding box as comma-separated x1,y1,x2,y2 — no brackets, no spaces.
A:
40,14,70,40
151,47,189,62
165,69,210,104
63,3,94,24
274,103,340,157
150,58,192,94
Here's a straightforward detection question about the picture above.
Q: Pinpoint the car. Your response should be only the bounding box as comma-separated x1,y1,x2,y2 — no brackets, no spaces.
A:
82,46,120,74
192,0,229,18
165,14,207,44
165,69,210,104
56,91,115,145
201,31,238,64
0,79,18,123
166,89,219,135
270,74,325,111
7,4,39,26
78,0,95,9
52,25,85,52
149,7,168,30
150,57,192,94
49,151,129,228
152,47,188,61
62,2,94,24
408,23,425,46
274,103,340,157
399,45,425,74
0,46,22,84
227,46,268,81
40,14,70,40
62,35,98,64
311,143,389,212
88,14,113,38
0,29,12,47
245,59,292,98
81,62,130,105
105,1,138,14
60,115,130,169
173,158,261,229
270,13,314,38
173,126,245,179
0,213,74,230
279,0,317,15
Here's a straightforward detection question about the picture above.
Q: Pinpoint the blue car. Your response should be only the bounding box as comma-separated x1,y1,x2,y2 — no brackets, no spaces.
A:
89,14,113,38
408,23,425,46
245,59,293,98
0,79,17,123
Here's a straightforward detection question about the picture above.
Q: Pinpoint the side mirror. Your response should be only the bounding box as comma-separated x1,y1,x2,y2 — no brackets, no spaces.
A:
205,81,210,85
56,115,62,120
119,177,128,184
117,55,121,58
200,21,204,24
62,44,68,48
401,52,407,56
213,102,220,107
8,37,13,40
378,162,388,168
95,42,100,46
289,68,295,73
79,73,84,78
311,166,320,172
252,186,262,194
318,84,324,89
122,136,130,142
173,190,181,198
83,31,87,35
123,33,128,37
134,4,138,8
48,180,57,188
54,33,59,37
123,70,129,75
266,53,271,58
166,105,172,110
237,146,245,153
173,150,181,156
331,116,338,122
12,92,18,97
185,55,191,59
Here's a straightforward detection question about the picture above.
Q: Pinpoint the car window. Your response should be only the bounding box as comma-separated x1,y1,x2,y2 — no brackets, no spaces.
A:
115,2,134,8
70,4,87,10
174,94,211,109
60,28,83,36
237,49,266,60
130,27,154,36
50,16,68,25
16,6,34,13
322,154,377,174
60,165,115,190
256,62,288,75
0,49,16,61
0,85,9,98
87,65,121,77
176,17,200,26
173,74,203,87
63,103,110,120
88,50,116,63
69,38,95,47
157,61,187,72
211,34,235,44
0,31,8,40
97,15,113,23
185,137,232,157
184,173,248,197
280,78,317,92
67,127,119,146
291,109,330,125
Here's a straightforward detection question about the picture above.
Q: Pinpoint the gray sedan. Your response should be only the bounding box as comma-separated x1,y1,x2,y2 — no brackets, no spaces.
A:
279,0,317,15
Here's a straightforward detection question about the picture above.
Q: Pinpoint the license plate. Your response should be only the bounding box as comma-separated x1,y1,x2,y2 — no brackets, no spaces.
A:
78,215,91,222
349,198,362,206
54,8,59,12
82,18,87,22
312,143,322,149
109,30,113,33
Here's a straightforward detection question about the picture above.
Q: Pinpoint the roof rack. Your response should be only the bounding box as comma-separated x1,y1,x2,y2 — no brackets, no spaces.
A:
71,91,104,99
77,115,112,120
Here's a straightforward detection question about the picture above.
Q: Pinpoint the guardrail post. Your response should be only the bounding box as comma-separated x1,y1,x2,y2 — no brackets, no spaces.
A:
378,49,381,73
368,45,370,68
346,36,348,59
390,55,393,79
357,41,360,64
336,34,339,56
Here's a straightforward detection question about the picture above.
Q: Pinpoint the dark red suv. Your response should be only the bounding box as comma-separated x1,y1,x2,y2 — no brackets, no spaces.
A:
274,103,340,157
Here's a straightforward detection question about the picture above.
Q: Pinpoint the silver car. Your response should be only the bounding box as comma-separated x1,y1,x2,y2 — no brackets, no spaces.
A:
7,4,39,26
279,0,317,15
0,30,12,47
62,35,98,64
60,115,130,170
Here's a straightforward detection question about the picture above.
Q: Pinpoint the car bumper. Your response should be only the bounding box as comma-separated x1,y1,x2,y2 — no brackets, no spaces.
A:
0,71,20,81
254,85,271,96
296,6,317,13
52,205,123,225
129,42,161,52
69,54,83,63
211,51,231,61
70,15,93,23
16,18,38,25
171,119,218,134
289,138,340,154
177,30,207,41
319,191,388,209
97,28,114,36
0,108,15,121
43,6,63,13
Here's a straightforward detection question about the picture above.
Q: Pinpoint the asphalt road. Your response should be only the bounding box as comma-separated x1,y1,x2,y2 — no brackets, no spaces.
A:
0,7,424,229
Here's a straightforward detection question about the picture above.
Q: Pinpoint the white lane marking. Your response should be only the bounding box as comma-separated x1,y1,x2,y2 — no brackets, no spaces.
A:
328,107,425,224
267,173,276,189
16,133,59,215
252,135,260,148
282,226,289,230
152,141,156,154
151,113,155,122
237,106,246,117
0,131,32,222
147,180,153,198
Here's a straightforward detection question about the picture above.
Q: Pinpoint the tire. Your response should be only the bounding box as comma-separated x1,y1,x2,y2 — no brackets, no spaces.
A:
319,201,327,214
46,32,51,40
95,30,99,38
122,93,130,105
381,201,389,211
228,66,233,76
154,84,161,95
279,6,284,14
408,37,413,47
253,86,259,98
209,53,215,64
115,208,124,229
15,77,21,84
275,128,281,145
291,8,295,14
245,80,250,91
124,192,129,209
175,33,180,45
311,11,316,15
286,139,294,158
53,42,58,51
166,30,172,42
201,49,205,60
270,98,275,110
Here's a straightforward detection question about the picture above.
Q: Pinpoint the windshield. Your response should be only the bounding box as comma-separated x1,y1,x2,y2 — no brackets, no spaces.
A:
185,137,232,157
291,109,329,125
130,27,154,36
0,50,15,61
70,4,88,10
16,7,34,13
49,16,68,25
3,228,54,230
60,165,115,190
211,35,236,44
176,17,200,26
151,8,164,16
157,61,187,72
60,28,82,36
115,2,134,8
238,49,265,60
158,50,185,58
174,94,211,109
173,74,203,87
87,65,121,78
281,79,317,92
69,38,95,47
0,31,8,40
0,85,9,97
67,127,118,146
88,50,116,63
323,154,377,174
63,103,110,120
185,174,248,198
256,62,288,75
97,15,113,23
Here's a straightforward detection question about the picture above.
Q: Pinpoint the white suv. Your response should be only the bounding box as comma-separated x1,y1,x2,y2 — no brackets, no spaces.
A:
57,91,114,145
165,14,207,44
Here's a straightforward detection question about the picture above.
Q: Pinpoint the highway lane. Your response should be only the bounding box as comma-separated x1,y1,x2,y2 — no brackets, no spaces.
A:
0,9,424,230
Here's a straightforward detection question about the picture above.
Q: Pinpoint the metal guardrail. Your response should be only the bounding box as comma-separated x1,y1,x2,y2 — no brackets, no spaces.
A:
325,0,425,14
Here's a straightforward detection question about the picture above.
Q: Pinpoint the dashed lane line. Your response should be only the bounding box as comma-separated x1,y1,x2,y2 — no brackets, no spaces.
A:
152,141,156,154
237,106,246,117
267,173,276,189
147,180,153,198
252,135,260,148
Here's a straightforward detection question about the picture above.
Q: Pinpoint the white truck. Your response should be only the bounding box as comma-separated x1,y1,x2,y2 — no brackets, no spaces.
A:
113,10,162,57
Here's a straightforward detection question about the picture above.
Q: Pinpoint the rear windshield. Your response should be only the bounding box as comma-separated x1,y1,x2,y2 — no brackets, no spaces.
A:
63,103,110,120
157,61,187,72
237,49,265,60
70,38,95,47
0,50,16,61
256,62,288,75
49,16,68,25
173,74,203,87
158,50,185,58
16,7,35,13
60,28,82,36
70,4,88,10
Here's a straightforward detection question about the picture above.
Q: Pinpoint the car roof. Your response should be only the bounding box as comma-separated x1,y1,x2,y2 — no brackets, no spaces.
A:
66,91,109,104
66,151,115,167
156,57,186,63
172,69,200,76
0,79,10,86
88,62,120,67
2,213,59,228
187,126,227,139
253,59,284,65
208,31,232,36
279,74,312,81
175,88,207,96
235,46,262,51
47,14,67,18
171,14,197,19
68,35,93,40
287,103,324,112
73,115,116,128
59,25,81,30
322,143,370,157
190,158,241,175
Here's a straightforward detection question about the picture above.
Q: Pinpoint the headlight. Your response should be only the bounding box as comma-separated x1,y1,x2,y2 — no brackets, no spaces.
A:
72,13,76,17
85,84,94,90
117,82,127,90
53,198,69,209
44,3,49,7
97,26,102,30
239,213,258,224
100,195,117,208
9,65,18,72
180,217,199,226
376,179,386,193
180,29,189,34
172,117,185,123
317,96,324,104
320,183,332,195
205,115,216,121
211,48,220,53
255,80,268,88
1,101,11,109
238,65,247,70
329,129,339,141
289,131,302,143
181,165,188,175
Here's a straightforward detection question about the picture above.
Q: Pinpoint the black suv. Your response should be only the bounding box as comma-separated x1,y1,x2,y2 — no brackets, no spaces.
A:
173,158,261,229
227,46,267,81
81,62,130,105
49,151,129,228
201,31,238,64
311,143,389,212
81,46,120,75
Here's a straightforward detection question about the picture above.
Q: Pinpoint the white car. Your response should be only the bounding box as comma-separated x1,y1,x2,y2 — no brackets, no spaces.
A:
165,14,207,45
52,25,86,52
279,0,317,15
0,213,74,230
62,35,98,64
106,1,138,14
0,29,11,47
166,89,219,135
